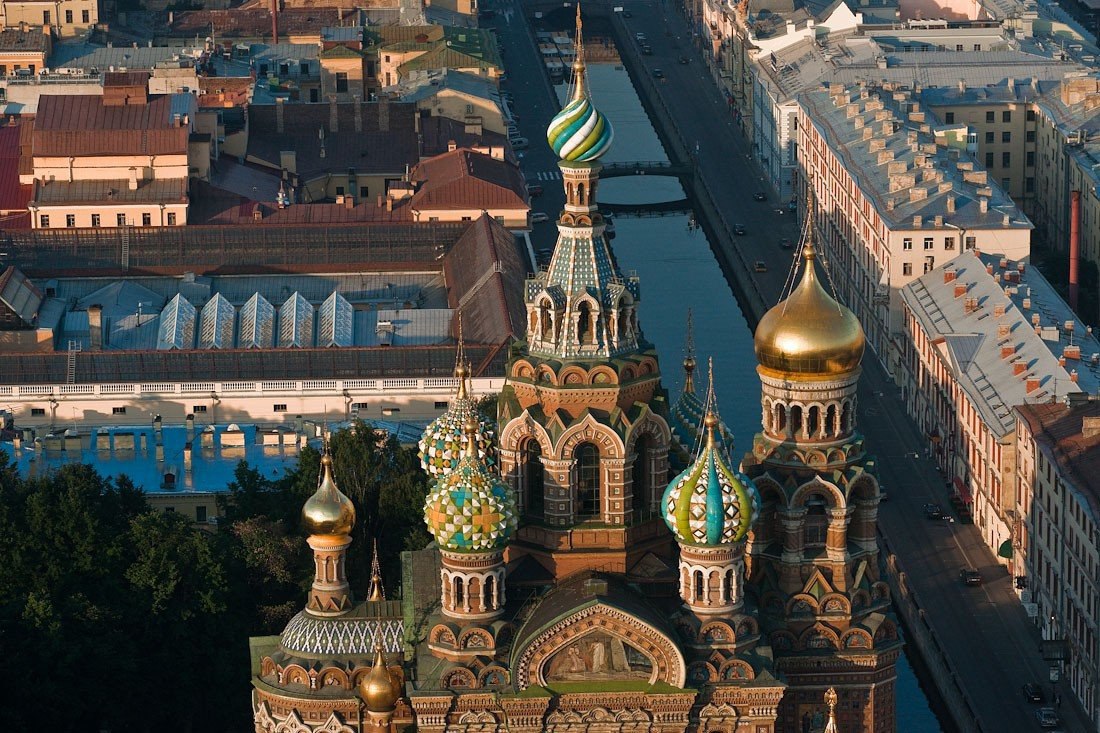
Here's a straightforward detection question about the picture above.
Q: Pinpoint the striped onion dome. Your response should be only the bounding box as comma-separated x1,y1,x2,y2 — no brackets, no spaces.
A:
419,362,497,478
546,60,613,162
423,420,516,553
662,413,760,546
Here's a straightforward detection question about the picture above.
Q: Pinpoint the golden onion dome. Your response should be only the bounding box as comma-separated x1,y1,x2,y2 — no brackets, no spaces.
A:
754,241,865,378
301,453,356,536
359,647,399,713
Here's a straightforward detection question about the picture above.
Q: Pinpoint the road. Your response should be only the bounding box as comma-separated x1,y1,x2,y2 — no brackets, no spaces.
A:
486,0,1093,730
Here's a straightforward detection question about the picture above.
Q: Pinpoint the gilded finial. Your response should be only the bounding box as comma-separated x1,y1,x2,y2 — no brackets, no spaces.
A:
301,437,356,536
455,313,469,399
368,538,386,601
824,687,839,733
803,182,817,261
570,3,588,102
463,417,479,459
359,646,399,714
683,309,696,395
703,357,718,448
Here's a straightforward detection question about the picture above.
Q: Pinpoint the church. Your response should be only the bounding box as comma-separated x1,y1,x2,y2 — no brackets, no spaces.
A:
248,11,898,732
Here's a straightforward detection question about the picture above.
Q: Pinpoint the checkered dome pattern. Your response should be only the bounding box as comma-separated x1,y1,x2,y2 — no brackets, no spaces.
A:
423,456,516,552
418,399,497,478
662,442,760,547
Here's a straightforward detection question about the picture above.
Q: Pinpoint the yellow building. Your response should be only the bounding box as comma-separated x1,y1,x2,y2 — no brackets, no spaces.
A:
2,0,97,36
0,23,49,76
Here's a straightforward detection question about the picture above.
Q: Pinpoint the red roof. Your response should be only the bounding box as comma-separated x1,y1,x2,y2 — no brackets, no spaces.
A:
0,125,32,222
33,95,189,157
410,148,527,211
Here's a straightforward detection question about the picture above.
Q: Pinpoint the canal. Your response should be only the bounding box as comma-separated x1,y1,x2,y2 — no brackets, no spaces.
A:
554,63,945,732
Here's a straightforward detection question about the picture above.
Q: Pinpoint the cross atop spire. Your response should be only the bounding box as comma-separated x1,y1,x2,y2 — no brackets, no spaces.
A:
454,312,469,400
683,309,696,395
367,538,386,602
569,3,588,103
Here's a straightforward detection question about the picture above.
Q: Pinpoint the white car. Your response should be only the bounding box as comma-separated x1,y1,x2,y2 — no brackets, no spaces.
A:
530,212,550,224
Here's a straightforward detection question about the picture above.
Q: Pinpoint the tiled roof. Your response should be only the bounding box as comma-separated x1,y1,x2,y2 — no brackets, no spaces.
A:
0,125,32,216
33,95,190,156
410,148,526,211
319,44,367,59
34,178,188,205
1016,402,1100,514
0,28,50,53
246,100,418,179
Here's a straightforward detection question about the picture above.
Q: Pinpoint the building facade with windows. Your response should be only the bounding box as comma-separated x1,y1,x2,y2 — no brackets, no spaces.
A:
797,82,1031,376
0,0,97,36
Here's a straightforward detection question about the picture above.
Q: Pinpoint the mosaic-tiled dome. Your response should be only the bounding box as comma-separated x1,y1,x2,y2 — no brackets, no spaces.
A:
663,414,760,546
418,364,497,478
424,420,516,553
546,61,613,162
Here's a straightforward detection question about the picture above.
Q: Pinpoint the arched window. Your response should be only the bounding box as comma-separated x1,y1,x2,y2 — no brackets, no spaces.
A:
523,440,544,521
576,443,601,520
724,569,735,603
808,405,820,437
577,182,586,205
453,576,465,607
825,404,837,437
483,575,495,611
791,405,804,436
776,404,787,433
841,401,852,434
804,494,828,548
693,570,704,602
631,435,652,520
577,301,593,345
539,299,552,341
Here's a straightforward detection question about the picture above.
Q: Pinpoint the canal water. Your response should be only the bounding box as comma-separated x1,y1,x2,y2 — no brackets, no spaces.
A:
556,64,944,732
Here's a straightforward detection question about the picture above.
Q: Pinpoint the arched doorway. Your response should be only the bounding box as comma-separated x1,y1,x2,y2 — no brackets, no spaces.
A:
576,443,601,520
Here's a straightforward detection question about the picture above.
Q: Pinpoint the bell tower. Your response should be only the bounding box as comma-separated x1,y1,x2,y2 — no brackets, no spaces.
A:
498,6,674,584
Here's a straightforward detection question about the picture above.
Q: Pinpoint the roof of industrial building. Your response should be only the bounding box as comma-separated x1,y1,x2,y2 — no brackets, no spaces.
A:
902,252,1100,438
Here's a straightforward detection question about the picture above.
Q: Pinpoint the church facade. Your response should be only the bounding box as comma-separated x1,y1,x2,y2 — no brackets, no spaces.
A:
248,12,897,732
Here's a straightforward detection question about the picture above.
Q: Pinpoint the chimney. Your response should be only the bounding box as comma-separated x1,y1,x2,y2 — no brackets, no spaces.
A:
275,97,285,134
1083,417,1100,438
128,167,139,191
1070,369,1080,383
944,268,956,283
947,195,956,213
964,296,978,313
979,197,988,213
354,94,362,133
271,0,279,45
986,263,994,275
1071,190,1081,311
447,139,457,152
88,304,103,350
1026,377,1041,393
329,96,339,133
1001,344,1015,359
1014,362,1027,376
994,303,1006,318
954,283,967,298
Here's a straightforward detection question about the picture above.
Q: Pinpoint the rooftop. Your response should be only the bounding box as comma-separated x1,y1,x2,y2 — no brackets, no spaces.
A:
33,94,194,157
1016,402,1100,518
164,8,357,39
798,82,1031,231
419,116,509,159
409,147,527,211
390,68,500,104
902,252,1100,437
0,27,50,53
34,178,189,205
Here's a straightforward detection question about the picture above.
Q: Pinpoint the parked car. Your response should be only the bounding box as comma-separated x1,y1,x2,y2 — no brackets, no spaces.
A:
511,137,529,149
733,224,746,235
635,32,647,41
641,44,653,55
754,260,768,272
652,68,664,79
526,183,543,197
678,55,690,64
779,238,792,249
959,568,982,586
923,503,954,522
1036,707,1059,728
1022,683,1046,703
753,191,767,201
530,212,550,224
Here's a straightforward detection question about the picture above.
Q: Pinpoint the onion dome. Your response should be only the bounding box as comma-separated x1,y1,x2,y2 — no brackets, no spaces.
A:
423,419,516,552
754,216,865,379
545,9,612,162
663,413,760,546
359,647,399,713
418,361,497,478
301,451,356,536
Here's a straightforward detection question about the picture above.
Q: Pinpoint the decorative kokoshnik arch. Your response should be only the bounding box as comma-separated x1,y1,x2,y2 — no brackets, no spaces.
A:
512,603,687,689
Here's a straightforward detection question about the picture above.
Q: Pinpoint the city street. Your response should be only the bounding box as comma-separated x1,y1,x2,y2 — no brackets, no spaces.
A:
487,0,1092,730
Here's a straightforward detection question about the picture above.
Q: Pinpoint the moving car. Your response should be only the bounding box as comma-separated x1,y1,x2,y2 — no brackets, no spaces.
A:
652,68,664,79
641,44,653,55
530,212,550,224
923,503,955,522
1036,707,1059,728
779,238,792,249
754,261,767,272
753,191,767,201
678,55,690,64
733,224,746,235
1022,683,1046,703
525,183,543,197
959,568,982,586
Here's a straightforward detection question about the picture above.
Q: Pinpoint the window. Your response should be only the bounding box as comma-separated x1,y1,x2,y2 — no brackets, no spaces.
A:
1003,111,1012,123
973,44,981,51
359,186,369,198
986,111,995,123
576,443,601,520
278,63,289,76
351,402,368,410
945,237,956,250
1002,177,1011,190
985,152,994,167
465,104,474,114
924,256,935,274
1026,177,1035,193
167,212,177,225
91,213,100,227
903,237,913,251
631,435,652,519
955,44,964,51
66,214,75,227
117,213,127,226
82,9,89,22
141,212,152,226
434,401,449,410
273,404,287,412
1027,109,1036,122
31,408,45,416
945,112,955,123
966,236,976,250
903,262,913,276
335,186,345,196
335,72,348,93
196,505,207,522
924,237,934,250
192,405,207,413
39,214,49,227
985,131,994,143
112,407,126,415
1002,131,1012,143
65,9,72,22
1026,151,1035,167
461,216,472,221
524,440,544,520
1027,130,1036,143
43,10,50,24
1002,152,1011,167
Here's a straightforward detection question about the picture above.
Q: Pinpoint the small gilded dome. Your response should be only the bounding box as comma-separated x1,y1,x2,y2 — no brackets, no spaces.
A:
424,422,516,552
359,647,399,713
546,63,613,162
663,413,760,546
301,452,356,536
418,375,497,478
753,242,865,378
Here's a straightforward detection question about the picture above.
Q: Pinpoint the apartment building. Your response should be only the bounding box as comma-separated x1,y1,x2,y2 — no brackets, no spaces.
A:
900,252,1099,574
27,81,197,229
797,82,1031,374
0,23,49,76
1,0,97,37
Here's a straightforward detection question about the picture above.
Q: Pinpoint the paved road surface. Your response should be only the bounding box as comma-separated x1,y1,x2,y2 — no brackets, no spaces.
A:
486,2,1091,730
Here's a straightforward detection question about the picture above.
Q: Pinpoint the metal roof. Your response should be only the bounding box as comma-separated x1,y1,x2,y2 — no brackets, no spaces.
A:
156,293,196,350
278,292,314,348
238,292,275,349
198,293,235,349
317,290,354,348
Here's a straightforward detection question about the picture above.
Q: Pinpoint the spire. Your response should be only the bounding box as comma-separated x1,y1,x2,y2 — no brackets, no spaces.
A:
683,309,696,395
454,312,469,400
823,687,839,733
703,357,717,450
367,538,386,602
301,436,356,615
545,1,612,162
570,3,588,103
